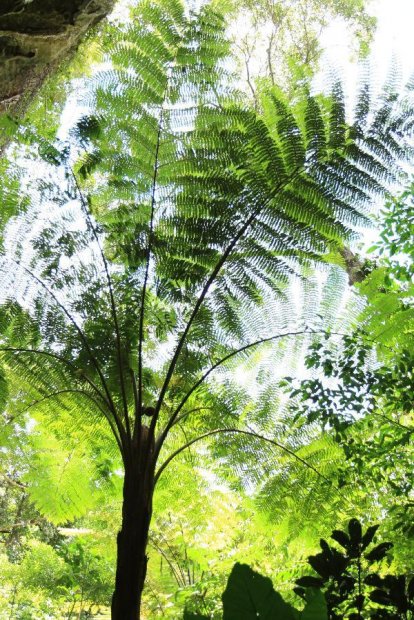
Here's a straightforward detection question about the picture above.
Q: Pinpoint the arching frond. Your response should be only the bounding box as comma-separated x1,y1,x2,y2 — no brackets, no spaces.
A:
0,1,413,535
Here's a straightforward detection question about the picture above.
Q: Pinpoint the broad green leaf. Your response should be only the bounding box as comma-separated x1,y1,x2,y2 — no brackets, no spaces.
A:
222,563,297,620
301,588,328,620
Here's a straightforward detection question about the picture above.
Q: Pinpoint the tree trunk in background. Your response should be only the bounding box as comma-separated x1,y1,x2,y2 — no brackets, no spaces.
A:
0,0,115,149
111,434,155,620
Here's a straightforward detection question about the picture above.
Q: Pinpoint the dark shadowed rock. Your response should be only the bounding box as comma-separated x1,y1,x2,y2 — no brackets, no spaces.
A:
0,0,115,145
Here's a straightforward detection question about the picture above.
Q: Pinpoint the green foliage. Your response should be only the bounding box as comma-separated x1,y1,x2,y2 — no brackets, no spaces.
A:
0,0,413,617
18,540,67,592
358,184,414,359
289,333,414,436
0,114,19,141
370,183,414,285
295,519,414,619
222,563,297,619
356,267,414,356
221,562,327,619
367,574,414,617
0,0,409,530
0,160,29,242
225,0,376,97
284,330,414,556
207,520,413,620
58,538,114,606
0,535,113,619
23,432,95,524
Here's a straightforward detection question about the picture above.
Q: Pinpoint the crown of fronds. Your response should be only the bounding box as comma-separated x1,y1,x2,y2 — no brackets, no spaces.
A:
0,0,413,520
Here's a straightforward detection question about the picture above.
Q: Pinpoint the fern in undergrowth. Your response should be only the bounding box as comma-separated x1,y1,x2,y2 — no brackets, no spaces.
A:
0,0,412,577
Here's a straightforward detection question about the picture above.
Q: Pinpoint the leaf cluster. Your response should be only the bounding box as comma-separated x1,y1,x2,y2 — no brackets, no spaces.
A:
295,518,414,619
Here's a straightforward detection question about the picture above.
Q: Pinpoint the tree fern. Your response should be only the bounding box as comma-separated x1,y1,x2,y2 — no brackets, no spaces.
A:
0,1,413,616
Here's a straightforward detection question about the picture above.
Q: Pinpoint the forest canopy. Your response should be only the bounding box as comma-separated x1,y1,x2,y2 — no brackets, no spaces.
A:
0,0,412,619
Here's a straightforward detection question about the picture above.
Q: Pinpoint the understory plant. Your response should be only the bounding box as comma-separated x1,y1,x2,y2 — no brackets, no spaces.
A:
186,520,413,619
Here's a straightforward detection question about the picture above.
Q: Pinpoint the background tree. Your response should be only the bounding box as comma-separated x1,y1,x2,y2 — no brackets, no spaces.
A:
281,182,414,590
223,0,376,103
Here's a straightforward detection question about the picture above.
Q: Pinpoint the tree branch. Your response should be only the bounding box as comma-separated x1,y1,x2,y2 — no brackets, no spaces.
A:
171,406,215,428
70,168,131,441
154,427,331,486
0,474,27,489
137,105,165,440
372,411,413,433
147,539,185,588
0,347,127,453
153,165,304,438
155,329,321,458
9,388,124,455
8,256,118,422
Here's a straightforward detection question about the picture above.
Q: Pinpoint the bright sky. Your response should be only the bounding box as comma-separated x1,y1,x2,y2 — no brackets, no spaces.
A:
324,0,414,81
370,0,414,78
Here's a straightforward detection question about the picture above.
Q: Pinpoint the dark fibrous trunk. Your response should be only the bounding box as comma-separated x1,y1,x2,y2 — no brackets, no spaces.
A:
111,430,154,620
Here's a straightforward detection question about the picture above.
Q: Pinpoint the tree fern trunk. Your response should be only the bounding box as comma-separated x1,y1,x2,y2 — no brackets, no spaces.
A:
111,433,154,620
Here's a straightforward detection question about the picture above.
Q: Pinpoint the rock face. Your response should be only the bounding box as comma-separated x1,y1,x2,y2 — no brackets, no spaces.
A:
0,0,115,116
